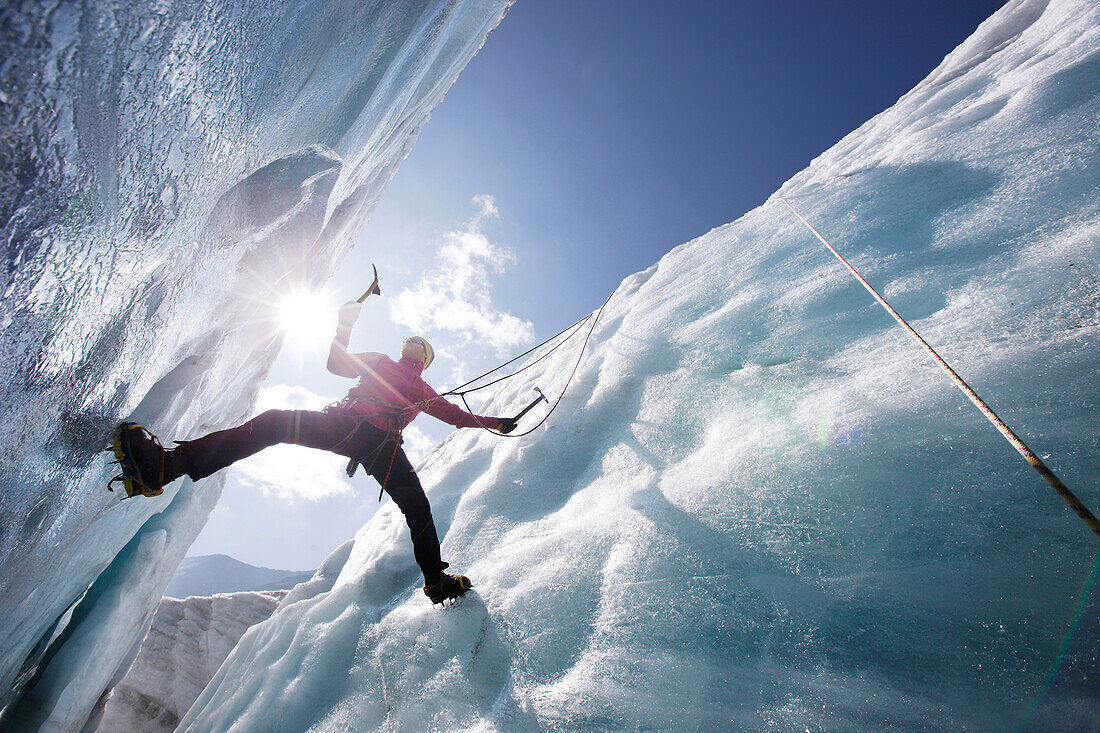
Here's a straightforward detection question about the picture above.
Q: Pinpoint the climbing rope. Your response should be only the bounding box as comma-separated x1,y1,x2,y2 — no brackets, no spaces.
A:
781,196,1100,540
448,290,615,438
440,307,598,397
335,293,610,477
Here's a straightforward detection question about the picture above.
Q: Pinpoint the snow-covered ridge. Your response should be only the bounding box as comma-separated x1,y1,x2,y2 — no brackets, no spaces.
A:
184,0,1100,729
0,1,512,730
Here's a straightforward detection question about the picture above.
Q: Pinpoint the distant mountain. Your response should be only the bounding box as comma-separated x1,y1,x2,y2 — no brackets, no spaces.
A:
164,555,315,599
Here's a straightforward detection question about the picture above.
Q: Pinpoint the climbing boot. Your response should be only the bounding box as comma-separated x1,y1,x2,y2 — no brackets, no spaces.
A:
423,572,472,605
107,422,168,498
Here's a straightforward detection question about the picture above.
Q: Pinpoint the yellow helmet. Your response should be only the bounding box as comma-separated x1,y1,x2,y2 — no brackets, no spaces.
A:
402,336,435,369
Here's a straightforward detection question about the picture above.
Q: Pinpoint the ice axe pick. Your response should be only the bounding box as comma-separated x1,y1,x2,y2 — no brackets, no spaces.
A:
511,387,549,423
357,264,381,302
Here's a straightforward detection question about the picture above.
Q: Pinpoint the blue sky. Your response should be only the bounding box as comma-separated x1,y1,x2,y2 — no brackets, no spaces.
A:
190,0,1007,569
347,0,1008,323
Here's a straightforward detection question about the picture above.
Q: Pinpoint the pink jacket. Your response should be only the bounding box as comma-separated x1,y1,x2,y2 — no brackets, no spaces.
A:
327,301,495,433
340,353,492,433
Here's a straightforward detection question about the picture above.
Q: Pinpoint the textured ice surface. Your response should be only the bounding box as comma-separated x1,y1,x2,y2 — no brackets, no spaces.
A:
94,545,352,732
183,1,1100,730
0,1,512,729
94,590,287,733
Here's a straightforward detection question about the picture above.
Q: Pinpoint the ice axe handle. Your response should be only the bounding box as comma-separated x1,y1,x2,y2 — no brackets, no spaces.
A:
511,387,549,422
357,264,381,303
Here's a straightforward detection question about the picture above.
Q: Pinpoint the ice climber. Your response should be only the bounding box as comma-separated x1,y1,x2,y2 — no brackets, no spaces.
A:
108,274,517,605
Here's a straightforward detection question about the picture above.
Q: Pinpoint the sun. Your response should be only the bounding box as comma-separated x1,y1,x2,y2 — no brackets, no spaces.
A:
275,288,334,345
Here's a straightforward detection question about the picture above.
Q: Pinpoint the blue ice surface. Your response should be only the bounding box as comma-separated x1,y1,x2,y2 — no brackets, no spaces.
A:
180,1,1100,730
0,0,513,729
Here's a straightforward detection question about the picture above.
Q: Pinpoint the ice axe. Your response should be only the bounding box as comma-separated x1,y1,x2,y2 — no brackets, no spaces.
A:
511,387,549,423
357,264,381,302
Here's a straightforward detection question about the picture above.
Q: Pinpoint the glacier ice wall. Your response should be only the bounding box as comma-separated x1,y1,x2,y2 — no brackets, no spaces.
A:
184,0,1100,730
94,546,354,732
94,589,288,733
0,0,512,729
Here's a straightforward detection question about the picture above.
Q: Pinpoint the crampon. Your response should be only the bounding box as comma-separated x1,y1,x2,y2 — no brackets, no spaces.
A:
423,572,472,605
106,422,166,499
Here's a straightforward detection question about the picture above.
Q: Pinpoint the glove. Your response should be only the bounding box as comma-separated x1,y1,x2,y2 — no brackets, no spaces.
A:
497,417,518,434
338,300,362,325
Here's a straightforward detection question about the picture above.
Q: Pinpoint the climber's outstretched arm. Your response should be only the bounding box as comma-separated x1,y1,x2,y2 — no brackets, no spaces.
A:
327,301,367,378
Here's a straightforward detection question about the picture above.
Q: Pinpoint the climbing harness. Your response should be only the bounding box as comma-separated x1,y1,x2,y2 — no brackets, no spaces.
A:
347,263,611,440
348,290,612,442
324,400,405,501
781,197,1100,539
335,266,611,503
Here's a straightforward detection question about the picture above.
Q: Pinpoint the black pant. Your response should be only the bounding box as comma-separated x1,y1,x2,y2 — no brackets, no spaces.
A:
175,409,447,580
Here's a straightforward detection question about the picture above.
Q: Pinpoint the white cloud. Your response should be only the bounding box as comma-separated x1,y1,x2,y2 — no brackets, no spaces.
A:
390,195,535,355
255,383,338,412
471,193,498,219
400,424,436,463
233,446,352,503
444,355,471,393
228,384,352,502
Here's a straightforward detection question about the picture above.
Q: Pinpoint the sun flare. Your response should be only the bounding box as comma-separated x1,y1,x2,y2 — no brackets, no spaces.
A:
275,289,333,344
